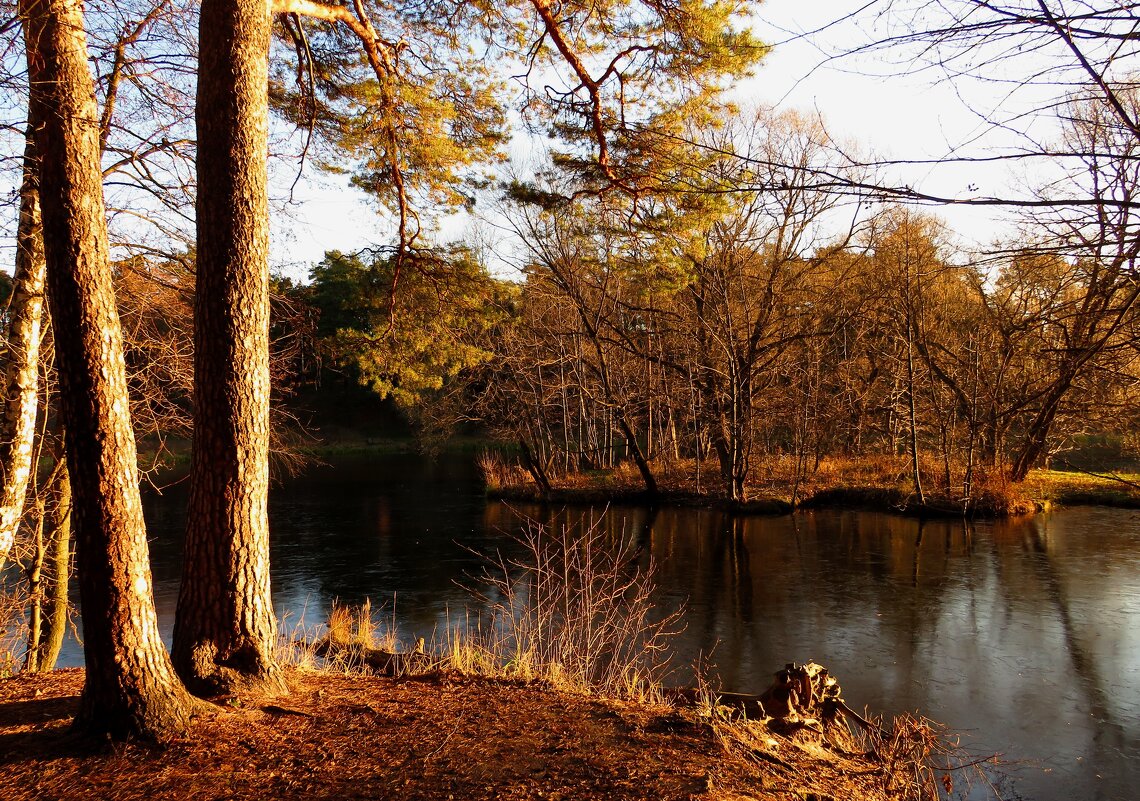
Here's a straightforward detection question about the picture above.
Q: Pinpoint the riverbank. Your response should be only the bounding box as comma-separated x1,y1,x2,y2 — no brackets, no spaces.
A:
2,667,930,801
1021,468,1140,508
482,452,1140,516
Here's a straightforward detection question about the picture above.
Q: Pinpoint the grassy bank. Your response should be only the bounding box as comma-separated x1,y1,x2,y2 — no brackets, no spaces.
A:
1021,468,1140,508
481,452,1140,516
142,436,1140,515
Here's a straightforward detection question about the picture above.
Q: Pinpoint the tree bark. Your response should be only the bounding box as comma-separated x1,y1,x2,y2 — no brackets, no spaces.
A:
36,456,71,671
20,0,196,738
173,0,283,696
1009,389,1065,482
0,119,47,574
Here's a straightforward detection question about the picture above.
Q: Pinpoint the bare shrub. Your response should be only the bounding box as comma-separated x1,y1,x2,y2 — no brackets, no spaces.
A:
458,515,684,700
862,711,1000,801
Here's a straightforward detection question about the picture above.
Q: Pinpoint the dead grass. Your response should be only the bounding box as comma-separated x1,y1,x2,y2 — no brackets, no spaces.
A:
851,712,998,801
476,450,531,493
325,597,400,652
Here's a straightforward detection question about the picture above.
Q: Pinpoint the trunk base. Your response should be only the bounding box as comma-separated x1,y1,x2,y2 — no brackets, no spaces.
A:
178,639,288,699
73,680,202,743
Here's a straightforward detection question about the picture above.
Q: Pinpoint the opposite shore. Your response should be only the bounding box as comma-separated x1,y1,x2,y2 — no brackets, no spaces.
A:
477,449,1140,518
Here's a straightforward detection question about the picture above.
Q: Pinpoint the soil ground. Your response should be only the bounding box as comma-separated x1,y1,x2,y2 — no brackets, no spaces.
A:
0,667,903,801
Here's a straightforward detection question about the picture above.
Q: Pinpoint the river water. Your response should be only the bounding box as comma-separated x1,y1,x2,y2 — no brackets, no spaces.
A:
63,452,1140,800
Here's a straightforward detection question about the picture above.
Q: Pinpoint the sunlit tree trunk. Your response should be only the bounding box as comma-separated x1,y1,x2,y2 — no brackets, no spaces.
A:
36,456,71,671
20,0,196,738
22,454,68,674
0,120,47,575
22,450,72,673
173,0,283,696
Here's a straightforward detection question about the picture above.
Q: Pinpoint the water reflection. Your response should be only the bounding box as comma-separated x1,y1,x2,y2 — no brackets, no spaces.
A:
71,454,1140,801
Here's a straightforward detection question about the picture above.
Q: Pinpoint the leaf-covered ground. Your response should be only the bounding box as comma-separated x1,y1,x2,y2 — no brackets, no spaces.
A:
0,667,904,801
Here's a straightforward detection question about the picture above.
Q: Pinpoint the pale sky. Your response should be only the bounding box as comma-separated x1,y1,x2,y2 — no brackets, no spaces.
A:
740,0,1042,250
742,1,1058,187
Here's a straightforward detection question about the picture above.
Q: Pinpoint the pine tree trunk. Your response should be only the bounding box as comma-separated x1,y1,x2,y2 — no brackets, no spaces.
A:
0,119,47,574
20,0,196,739
173,0,283,696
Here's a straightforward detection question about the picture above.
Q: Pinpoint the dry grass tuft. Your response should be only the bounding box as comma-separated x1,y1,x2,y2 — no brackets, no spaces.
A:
476,450,530,492
326,597,400,650
335,598,402,652
274,600,416,677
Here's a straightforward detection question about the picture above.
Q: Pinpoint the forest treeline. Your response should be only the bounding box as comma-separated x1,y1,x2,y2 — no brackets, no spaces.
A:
287,106,1140,507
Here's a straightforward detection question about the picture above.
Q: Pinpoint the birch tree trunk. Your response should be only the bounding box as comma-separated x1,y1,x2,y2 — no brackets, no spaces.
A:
0,119,47,574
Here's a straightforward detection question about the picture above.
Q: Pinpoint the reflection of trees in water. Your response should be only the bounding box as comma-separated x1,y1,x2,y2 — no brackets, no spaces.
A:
638,507,1134,796
626,509,981,692
634,505,657,558
693,514,756,682
912,518,925,587
970,513,1139,801
1021,517,1132,773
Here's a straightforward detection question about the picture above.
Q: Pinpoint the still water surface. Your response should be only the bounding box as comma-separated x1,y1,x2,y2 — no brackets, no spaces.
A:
67,452,1140,800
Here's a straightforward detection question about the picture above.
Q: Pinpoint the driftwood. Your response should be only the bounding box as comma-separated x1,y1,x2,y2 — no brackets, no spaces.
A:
759,662,878,738
670,662,877,737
